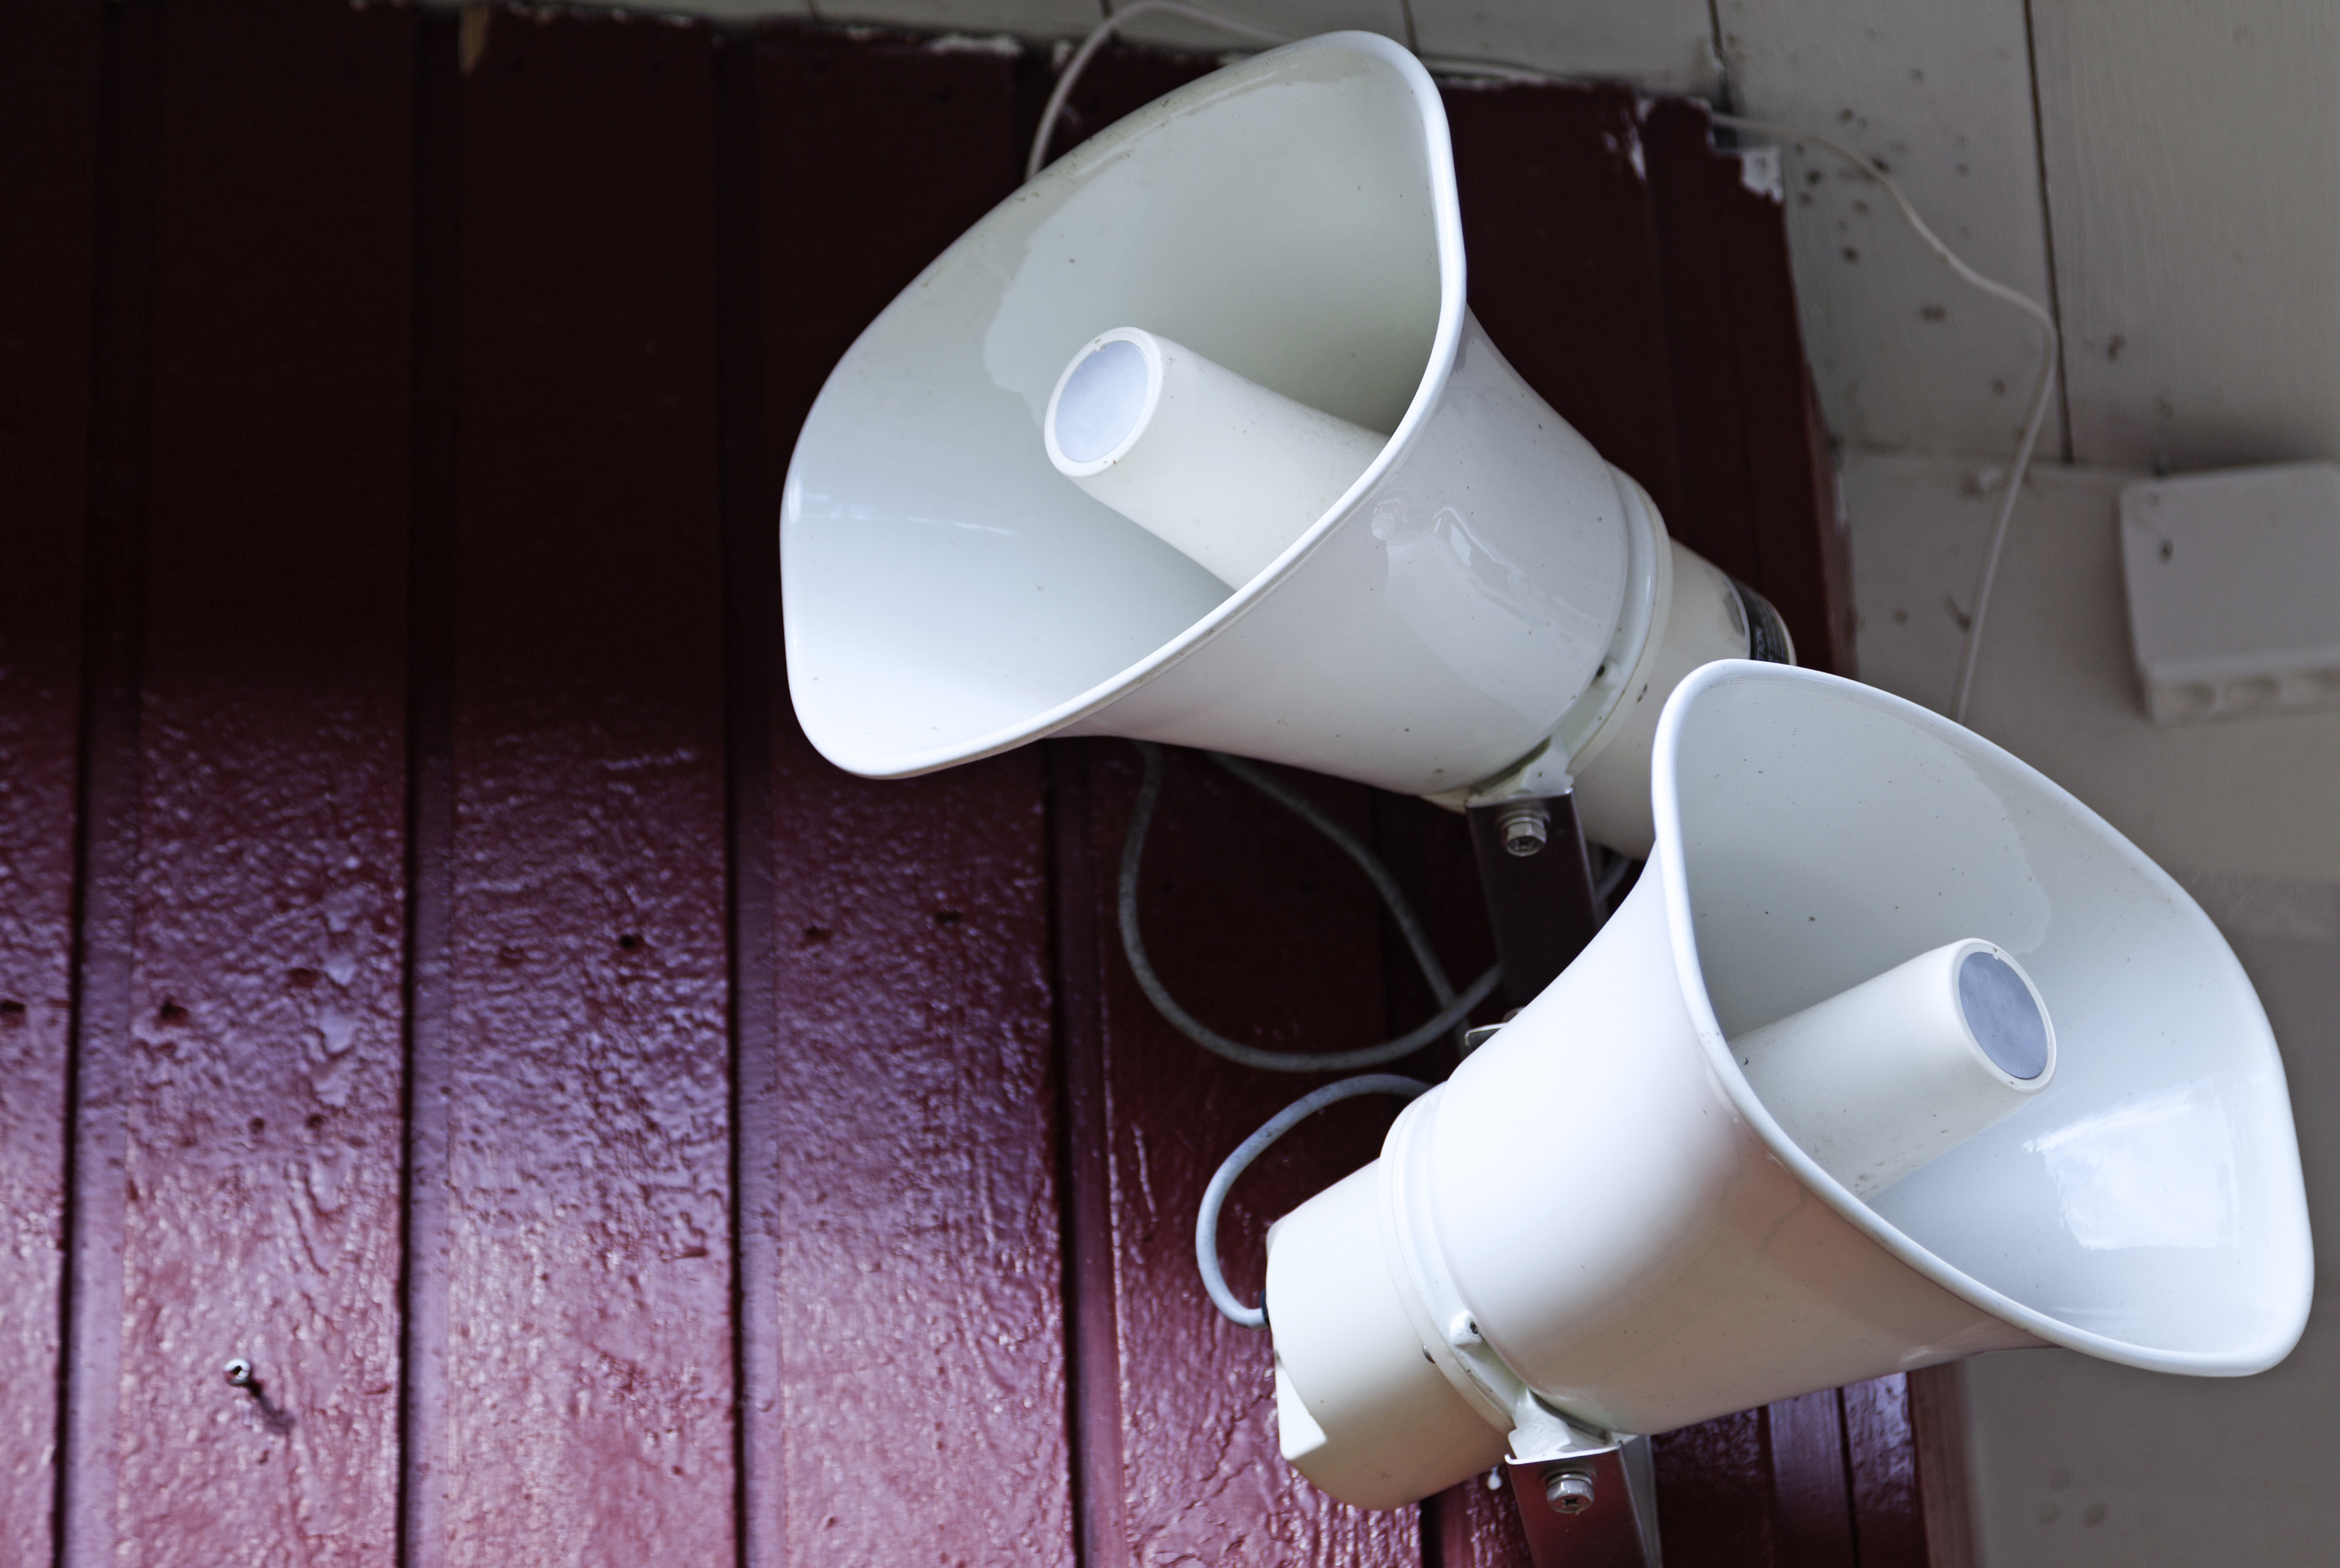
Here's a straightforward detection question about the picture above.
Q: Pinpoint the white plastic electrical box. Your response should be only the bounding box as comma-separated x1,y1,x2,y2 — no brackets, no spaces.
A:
2118,461,2340,723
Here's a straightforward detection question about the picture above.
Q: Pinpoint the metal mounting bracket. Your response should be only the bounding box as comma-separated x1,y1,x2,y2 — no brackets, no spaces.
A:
1464,784,1602,1011
1450,1364,1662,1567
1503,1432,1663,1568
1461,774,1657,1562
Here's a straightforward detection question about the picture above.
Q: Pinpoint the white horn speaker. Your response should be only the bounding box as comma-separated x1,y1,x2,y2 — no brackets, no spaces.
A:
1261,661,2314,1510
780,31,1780,853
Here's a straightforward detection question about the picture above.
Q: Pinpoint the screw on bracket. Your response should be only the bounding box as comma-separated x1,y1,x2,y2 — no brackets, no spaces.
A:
1543,1466,1596,1515
1495,802,1550,857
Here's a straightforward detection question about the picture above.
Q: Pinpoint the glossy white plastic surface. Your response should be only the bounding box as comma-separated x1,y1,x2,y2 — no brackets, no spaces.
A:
780,32,1649,797
1044,328,1386,590
1733,938,2056,1200
1419,663,2312,1435
1263,663,2312,1486
1262,1167,1508,1509
1568,538,1755,854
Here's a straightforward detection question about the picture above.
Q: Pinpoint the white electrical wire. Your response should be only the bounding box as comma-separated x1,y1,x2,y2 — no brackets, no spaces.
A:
1711,115,2060,723
1121,740,1502,1072
1195,1073,1430,1328
1025,1,1289,182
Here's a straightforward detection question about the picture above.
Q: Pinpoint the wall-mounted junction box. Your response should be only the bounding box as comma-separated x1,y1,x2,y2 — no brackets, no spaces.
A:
2119,461,2340,724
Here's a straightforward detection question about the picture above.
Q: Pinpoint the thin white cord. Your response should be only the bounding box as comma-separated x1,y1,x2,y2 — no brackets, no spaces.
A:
1196,1073,1430,1328
1709,114,2060,723
1121,741,1501,1071
1026,2,1290,182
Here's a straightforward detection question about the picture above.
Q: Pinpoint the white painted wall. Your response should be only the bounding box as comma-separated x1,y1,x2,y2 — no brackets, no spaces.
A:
1409,0,1715,94
2031,1,2340,470
1716,0,2061,459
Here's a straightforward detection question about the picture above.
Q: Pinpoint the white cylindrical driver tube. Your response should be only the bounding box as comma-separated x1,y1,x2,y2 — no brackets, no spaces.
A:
1730,939,2057,1198
1043,328,1388,590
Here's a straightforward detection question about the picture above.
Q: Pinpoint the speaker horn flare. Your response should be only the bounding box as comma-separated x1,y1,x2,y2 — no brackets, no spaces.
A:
781,32,1766,851
1262,662,2313,1510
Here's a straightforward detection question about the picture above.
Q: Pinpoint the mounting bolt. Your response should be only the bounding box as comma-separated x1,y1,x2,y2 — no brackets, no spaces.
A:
224,1358,254,1389
1543,1466,1596,1515
1496,803,1550,857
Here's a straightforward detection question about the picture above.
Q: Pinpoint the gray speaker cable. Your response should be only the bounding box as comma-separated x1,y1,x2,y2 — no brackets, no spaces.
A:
1120,740,1501,1073
1196,1073,1431,1328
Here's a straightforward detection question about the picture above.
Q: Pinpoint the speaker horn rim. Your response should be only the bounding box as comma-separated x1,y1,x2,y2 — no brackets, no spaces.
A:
1650,660,2314,1376
779,32,1468,781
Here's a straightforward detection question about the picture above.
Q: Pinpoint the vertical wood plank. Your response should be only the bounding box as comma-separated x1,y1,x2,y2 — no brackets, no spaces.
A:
1644,97,1853,673
1844,1374,1929,1568
1644,97,1764,589
1907,1364,1976,1568
756,27,1076,1566
2028,0,2340,471
1441,80,1687,523
60,1,163,1559
0,1,102,1553
1715,160,1856,675
1083,746,1424,1568
1014,56,1264,1567
1651,1409,1778,1566
1767,1391,1858,1568
443,14,734,1561
101,1,417,1558
763,738,1067,1563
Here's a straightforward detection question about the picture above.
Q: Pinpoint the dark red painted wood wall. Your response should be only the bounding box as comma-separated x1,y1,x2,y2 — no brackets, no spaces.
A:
0,4,1930,1564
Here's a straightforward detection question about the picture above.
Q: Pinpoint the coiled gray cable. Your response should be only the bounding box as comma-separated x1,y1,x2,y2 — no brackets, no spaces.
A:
1195,1073,1431,1328
1119,741,1502,1072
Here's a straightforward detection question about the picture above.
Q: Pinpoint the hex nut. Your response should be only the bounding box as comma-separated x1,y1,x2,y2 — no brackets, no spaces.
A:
1497,803,1550,857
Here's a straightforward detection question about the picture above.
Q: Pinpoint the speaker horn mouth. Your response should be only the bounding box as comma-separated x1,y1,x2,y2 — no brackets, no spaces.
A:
782,32,1470,781
1651,660,2313,1376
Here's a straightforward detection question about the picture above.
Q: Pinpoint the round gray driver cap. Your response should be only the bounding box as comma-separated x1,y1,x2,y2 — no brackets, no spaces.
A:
1957,949,2051,1080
